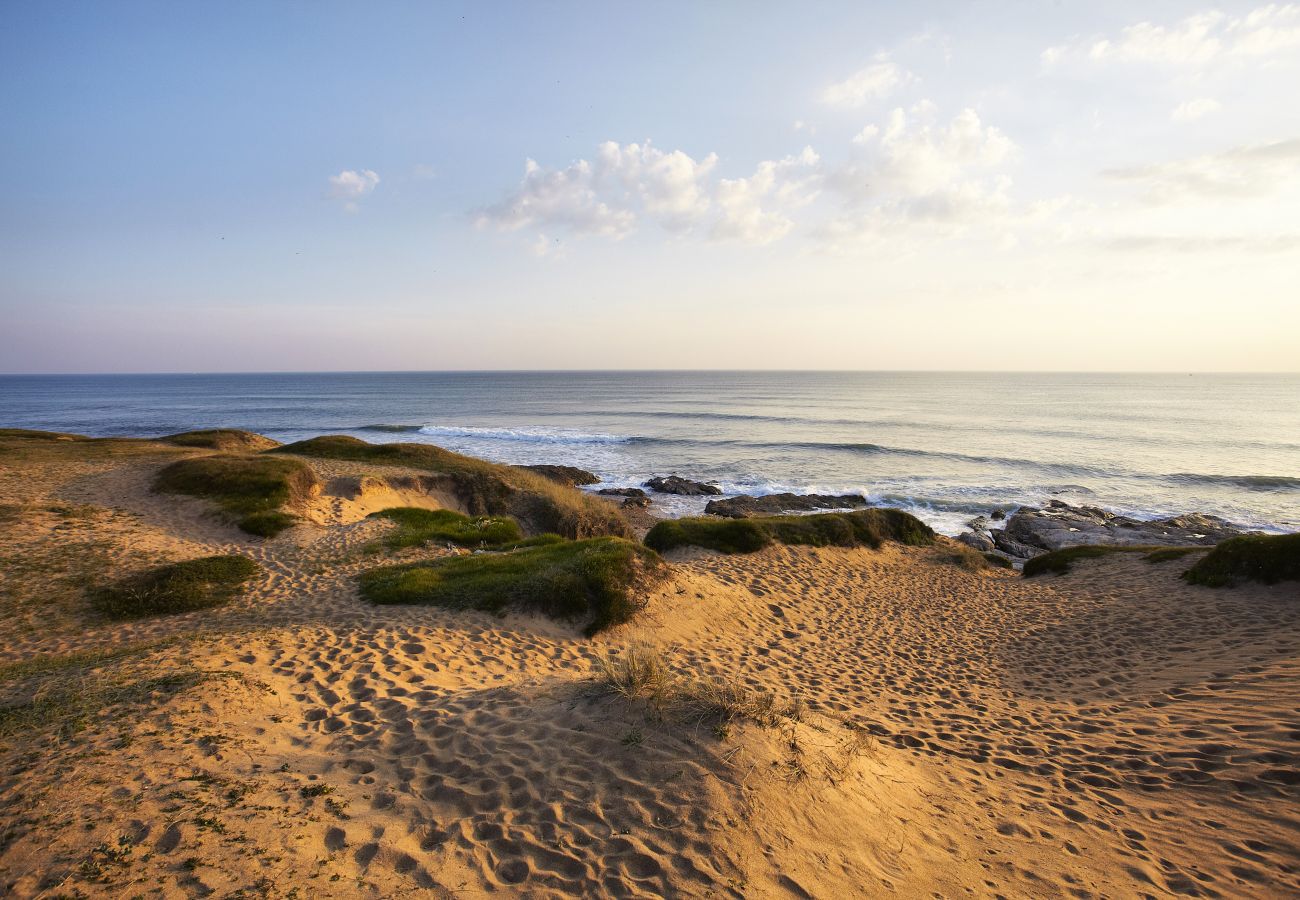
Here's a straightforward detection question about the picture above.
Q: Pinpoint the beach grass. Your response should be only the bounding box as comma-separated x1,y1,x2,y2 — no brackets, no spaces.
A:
1183,533,1300,587
643,508,935,555
154,454,317,536
1023,544,1199,577
91,555,260,619
275,435,628,539
367,507,524,549
162,429,280,451
358,537,664,635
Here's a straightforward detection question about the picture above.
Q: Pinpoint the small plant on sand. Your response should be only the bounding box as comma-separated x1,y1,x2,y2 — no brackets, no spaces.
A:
367,507,524,550
644,508,934,555
91,555,260,619
598,643,674,702
359,537,664,635
1183,533,1300,587
154,454,317,536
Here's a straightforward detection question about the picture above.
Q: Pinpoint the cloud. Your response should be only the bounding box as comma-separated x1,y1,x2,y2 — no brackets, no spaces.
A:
820,59,913,107
1044,5,1300,65
1099,233,1300,254
328,169,380,211
712,147,822,244
1104,138,1300,203
1171,97,1223,122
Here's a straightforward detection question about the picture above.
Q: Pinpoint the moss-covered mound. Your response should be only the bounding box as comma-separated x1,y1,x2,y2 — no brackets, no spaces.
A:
368,507,524,549
359,537,664,635
0,428,93,442
154,454,318,537
275,435,627,539
644,508,935,555
1023,544,1194,577
92,555,260,619
1184,533,1300,587
163,429,281,452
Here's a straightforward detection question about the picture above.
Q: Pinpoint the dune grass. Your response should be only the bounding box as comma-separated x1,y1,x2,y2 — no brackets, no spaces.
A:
367,507,524,549
92,555,260,619
1023,544,1200,577
643,508,934,555
162,429,280,451
1183,533,1300,587
358,537,663,635
154,454,317,536
275,435,628,539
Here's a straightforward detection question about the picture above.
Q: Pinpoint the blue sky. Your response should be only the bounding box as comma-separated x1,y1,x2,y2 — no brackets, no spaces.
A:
2,1,1298,372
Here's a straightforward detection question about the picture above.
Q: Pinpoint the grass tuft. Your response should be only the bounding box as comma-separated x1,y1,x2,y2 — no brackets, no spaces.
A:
1023,544,1194,577
1143,547,1199,564
92,555,260,619
644,508,934,555
367,507,523,549
154,454,317,536
275,435,628,539
358,537,664,635
982,552,1015,569
1183,533,1300,587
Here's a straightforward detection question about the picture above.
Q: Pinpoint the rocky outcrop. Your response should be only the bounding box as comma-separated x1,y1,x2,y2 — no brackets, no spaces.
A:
956,530,996,553
517,465,600,487
621,495,652,509
704,492,867,519
644,475,722,496
989,500,1246,557
597,487,647,498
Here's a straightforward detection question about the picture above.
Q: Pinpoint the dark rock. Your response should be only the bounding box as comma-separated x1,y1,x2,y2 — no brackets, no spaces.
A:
991,530,1045,559
704,492,867,518
621,496,652,509
966,515,990,532
517,465,600,487
957,530,996,553
644,475,722,496
990,508,1006,521
1002,500,1246,552
596,487,647,498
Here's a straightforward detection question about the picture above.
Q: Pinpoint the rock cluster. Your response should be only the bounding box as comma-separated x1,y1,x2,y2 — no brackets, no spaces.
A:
517,465,600,487
704,492,867,519
644,475,722,496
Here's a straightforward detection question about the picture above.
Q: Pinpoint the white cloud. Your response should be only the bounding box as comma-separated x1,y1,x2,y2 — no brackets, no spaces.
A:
1044,5,1300,65
1171,97,1223,122
712,147,822,244
328,169,380,211
820,59,913,107
1104,138,1300,203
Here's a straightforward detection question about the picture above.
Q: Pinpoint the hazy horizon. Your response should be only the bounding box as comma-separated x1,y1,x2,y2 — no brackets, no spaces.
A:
3,2,1299,373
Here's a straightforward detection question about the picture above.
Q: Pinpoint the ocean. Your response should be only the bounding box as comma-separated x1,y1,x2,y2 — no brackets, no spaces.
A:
1,371,1297,535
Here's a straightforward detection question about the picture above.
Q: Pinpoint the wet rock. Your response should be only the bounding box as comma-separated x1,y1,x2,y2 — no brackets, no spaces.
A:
990,508,1007,521
1002,500,1246,552
966,515,991,532
621,495,653,509
704,492,867,518
957,530,997,553
644,475,722,496
596,487,647,498
517,465,600,487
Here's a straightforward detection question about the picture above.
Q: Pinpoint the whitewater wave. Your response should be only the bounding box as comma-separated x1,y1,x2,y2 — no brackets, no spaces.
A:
414,424,630,445
1169,473,1300,491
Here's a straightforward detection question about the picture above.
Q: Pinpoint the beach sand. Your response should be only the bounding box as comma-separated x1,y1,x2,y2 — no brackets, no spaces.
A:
1,436,1298,897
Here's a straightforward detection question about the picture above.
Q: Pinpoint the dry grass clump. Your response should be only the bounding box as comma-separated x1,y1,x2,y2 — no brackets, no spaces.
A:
91,555,260,619
275,435,628,539
1184,533,1300,587
1024,544,1199,577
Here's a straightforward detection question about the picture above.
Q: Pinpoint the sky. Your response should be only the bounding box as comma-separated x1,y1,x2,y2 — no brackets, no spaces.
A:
1,1,1298,373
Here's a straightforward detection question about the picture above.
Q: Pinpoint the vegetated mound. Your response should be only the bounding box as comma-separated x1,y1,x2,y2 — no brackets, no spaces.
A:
275,436,628,539
358,537,664,635
515,464,600,486
163,429,281,452
0,428,93,442
367,507,524,549
1184,533,1300,587
1023,544,1197,577
154,454,319,537
644,508,935,555
92,555,260,619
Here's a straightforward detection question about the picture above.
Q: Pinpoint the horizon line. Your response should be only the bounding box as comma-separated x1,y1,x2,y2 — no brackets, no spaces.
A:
4,368,1300,378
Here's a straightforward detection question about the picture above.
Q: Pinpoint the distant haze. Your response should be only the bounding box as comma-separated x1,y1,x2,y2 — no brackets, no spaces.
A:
2,2,1298,373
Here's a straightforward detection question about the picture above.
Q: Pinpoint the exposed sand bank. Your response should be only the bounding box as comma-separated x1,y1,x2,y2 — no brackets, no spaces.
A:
1,433,1297,898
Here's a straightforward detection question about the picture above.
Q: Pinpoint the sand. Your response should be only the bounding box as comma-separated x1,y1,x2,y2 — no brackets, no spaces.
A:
1,437,1298,898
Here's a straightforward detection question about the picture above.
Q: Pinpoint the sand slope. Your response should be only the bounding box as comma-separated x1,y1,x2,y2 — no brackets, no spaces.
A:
1,439,1297,897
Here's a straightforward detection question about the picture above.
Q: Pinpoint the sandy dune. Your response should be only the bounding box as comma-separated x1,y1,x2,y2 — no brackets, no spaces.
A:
1,439,1297,898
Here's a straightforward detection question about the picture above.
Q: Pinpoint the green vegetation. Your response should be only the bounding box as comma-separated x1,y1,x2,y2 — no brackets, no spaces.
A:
275,435,628,539
982,552,1015,569
1183,533,1300,587
162,429,280,451
644,508,935,555
1022,544,1197,577
0,669,211,739
92,555,260,619
367,507,524,549
154,454,317,536
359,537,663,635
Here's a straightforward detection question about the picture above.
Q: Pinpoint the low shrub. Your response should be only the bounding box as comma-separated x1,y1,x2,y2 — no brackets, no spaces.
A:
358,537,664,635
92,555,260,619
982,552,1015,569
368,507,524,549
644,508,934,555
275,436,628,539
1183,533,1300,587
1143,547,1199,564
1023,544,1188,577
154,455,317,537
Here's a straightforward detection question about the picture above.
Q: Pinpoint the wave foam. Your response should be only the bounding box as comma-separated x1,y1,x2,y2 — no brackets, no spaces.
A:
416,424,630,445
